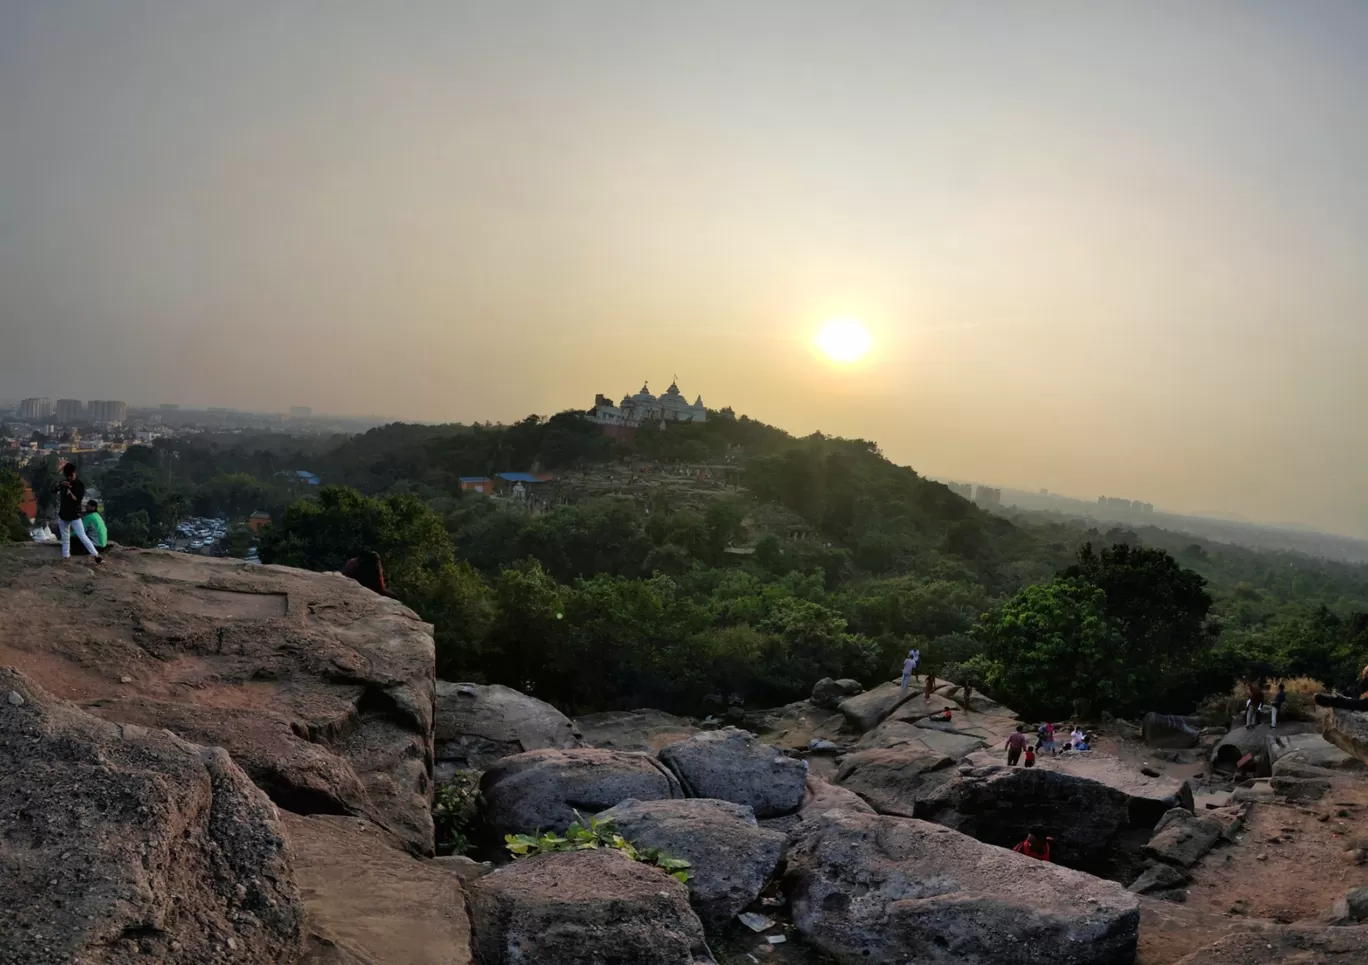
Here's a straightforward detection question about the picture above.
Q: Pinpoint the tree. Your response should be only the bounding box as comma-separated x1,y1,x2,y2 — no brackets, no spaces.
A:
971,577,1126,717
0,468,29,541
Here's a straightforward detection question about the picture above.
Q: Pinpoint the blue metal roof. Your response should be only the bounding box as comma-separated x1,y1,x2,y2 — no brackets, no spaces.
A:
495,472,549,483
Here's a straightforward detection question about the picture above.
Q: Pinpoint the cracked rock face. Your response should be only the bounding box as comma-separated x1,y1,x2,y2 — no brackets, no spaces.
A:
0,546,437,854
0,667,304,964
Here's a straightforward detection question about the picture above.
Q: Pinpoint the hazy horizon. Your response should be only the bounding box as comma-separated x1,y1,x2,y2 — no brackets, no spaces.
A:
4,2,1368,538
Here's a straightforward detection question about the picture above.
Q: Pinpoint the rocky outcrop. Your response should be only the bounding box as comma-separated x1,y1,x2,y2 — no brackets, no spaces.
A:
1143,807,1235,868
760,775,875,832
597,798,785,925
1323,707,1368,767
434,681,583,781
855,719,986,758
284,813,471,965
916,754,1194,871
480,748,682,837
0,667,304,964
1174,924,1368,964
657,728,807,818
575,709,701,753
467,849,716,965
836,680,912,731
811,677,864,709
1325,886,1368,924
833,747,957,817
783,810,1141,965
1210,718,1317,776
1128,863,1190,895
1142,712,1200,749
1269,731,1360,774
0,545,437,854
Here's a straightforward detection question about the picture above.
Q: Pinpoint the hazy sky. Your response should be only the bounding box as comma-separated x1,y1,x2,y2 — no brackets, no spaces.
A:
3,3,1368,536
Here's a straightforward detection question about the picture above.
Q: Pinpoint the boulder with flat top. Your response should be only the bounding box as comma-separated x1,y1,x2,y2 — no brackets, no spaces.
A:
434,681,584,781
657,727,807,818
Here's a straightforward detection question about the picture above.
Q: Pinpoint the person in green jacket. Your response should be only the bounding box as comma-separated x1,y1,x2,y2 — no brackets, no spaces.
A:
78,499,107,556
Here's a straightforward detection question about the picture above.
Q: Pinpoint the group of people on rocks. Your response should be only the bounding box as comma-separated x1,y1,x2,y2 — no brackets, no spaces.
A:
49,463,105,563
1243,679,1288,729
1004,721,1090,767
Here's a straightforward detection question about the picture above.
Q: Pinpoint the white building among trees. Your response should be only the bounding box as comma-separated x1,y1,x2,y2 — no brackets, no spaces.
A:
589,379,708,429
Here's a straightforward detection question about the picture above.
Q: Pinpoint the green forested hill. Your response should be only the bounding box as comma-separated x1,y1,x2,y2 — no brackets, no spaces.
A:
42,409,1368,717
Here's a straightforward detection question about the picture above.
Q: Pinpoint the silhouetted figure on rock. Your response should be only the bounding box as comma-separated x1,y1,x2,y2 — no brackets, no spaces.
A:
342,550,388,596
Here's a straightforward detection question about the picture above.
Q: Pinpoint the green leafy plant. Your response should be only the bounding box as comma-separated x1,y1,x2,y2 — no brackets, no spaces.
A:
504,811,692,882
434,771,482,856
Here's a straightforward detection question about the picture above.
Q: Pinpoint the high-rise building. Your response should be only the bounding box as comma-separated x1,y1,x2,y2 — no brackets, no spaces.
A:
56,399,85,423
160,403,180,410
18,398,54,421
87,400,128,425
290,406,312,418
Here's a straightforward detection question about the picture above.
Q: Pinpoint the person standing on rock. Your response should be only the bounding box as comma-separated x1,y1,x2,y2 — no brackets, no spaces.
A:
1245,679,1265,729
1006,725,1028,766
900,649,919,697
1023,744,1036,768
923,670,937,702
1271,682,1286,729
53,464,101,564
1037,720,1058,757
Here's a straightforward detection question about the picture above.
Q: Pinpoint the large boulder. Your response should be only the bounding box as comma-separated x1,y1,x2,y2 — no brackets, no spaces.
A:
836,680,913,731
1211,718,1317,776
1268,732,1361,786
916,754,1194,872
481,747,682,837
1142,712,1200,749
597,798,785,925
1143,807,1226,868
1323,707,1368,767
783,810,1141,965
760,774,875,833
0,545,437,854
0,667,304,964
575,709,701,753
657,727,807,818
832,747,957,817
467,849,716,965
855,718,986,759
811,677,864,709
283,813,471,965
434,681,583,781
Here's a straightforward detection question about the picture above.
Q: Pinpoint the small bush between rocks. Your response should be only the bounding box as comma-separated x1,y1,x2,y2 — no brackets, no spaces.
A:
505,811,693,883
434,771,482,856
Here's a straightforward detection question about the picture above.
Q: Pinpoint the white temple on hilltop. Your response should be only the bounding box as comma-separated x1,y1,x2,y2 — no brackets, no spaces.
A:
589,379,708,429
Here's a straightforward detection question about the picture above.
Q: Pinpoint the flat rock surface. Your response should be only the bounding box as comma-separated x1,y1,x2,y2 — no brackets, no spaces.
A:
575,708,702,753
1173,924,1368,964
836,680,913,732
480,747,683,837
467,849,716,965
784,810,1140,965
832,747,957,817
434,681,582,780
285,813,471,965
658,727,808,818
0,666,304,964
597,798,785,925
760,774,875,833
0,545,437,854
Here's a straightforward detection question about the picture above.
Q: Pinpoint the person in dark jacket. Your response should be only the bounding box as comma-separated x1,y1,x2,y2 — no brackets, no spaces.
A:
53,464,101,563
341,550,388,596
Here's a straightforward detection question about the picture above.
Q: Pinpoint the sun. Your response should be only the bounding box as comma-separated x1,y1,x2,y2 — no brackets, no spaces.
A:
815,317,873,363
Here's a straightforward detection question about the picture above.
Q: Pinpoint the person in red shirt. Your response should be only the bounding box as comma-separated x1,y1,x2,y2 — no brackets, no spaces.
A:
1023,745,1036,768
1005,725,1028,766
1013,826,1052,861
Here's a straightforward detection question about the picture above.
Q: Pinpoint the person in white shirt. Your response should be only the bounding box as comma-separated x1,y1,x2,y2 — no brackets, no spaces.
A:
900,649,920,696
1070,727,1088,751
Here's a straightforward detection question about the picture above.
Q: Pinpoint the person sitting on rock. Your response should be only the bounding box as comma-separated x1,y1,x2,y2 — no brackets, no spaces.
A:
1069,726,1089,751
341,550,388,596
1006,725,1028,766
1012,826,1052,861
